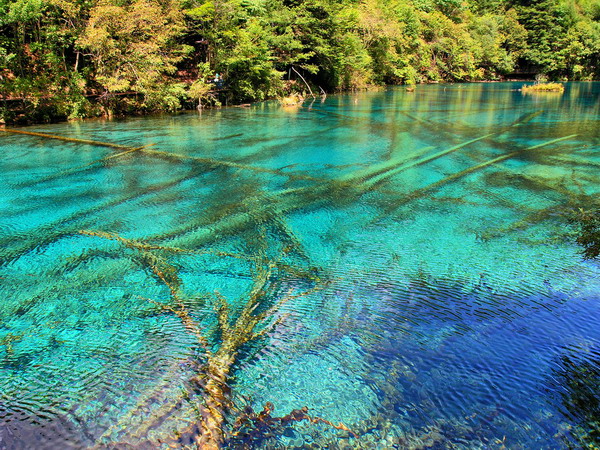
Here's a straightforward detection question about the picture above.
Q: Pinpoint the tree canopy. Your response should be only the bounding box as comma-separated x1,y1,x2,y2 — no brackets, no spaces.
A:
1,0,599,122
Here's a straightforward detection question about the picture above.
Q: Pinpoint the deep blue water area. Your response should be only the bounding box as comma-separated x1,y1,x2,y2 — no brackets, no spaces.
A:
0,82,599,448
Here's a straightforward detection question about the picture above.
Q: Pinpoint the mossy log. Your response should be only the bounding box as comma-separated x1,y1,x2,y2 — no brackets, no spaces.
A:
2,128,320,188
141,148,320,181
0,169,203,266
22,144,156,187
0,127,135,149
81,230,345,448
521,83,564,93
376,134,578,219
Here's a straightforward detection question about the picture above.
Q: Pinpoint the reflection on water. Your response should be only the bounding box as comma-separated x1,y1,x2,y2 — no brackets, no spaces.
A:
0,82,599,448
550,346,600,448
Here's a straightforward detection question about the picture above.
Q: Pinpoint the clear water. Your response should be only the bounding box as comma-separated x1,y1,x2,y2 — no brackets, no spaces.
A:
1,82,599,449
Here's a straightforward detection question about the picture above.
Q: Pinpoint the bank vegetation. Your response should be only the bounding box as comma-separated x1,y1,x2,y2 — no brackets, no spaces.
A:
1,0,599,123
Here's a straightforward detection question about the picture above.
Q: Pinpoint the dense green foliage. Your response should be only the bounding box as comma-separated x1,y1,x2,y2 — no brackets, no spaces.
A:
1,0,599,122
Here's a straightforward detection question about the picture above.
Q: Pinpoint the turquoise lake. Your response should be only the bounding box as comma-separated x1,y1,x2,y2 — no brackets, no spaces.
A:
0,82,599,448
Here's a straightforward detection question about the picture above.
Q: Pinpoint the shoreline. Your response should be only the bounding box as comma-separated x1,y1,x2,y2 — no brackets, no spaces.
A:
2,80,597,128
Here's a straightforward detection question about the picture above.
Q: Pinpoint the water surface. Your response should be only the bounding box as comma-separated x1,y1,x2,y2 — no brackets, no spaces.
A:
1,82,599,448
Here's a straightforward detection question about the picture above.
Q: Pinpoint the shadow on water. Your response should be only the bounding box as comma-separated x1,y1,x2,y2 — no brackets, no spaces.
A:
0,406,90,449
549,346,600,448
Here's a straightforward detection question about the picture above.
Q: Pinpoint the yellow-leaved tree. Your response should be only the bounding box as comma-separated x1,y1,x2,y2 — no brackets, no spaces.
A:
79,0,192,115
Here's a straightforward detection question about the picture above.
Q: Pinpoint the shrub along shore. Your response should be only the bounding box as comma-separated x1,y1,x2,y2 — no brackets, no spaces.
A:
1,0,599,124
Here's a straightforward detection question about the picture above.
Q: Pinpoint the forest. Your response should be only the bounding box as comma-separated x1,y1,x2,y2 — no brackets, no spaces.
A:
1,0,599,122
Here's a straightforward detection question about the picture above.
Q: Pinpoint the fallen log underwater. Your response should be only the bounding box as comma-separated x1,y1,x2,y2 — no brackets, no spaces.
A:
477,171,600,241
18,143,157,187
1,127,321,187
0,169,204,266
372,134,578,219
0,127,135,150
78,230,355,448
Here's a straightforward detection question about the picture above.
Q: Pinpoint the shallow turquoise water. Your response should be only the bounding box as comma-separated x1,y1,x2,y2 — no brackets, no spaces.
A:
1,82,599,448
